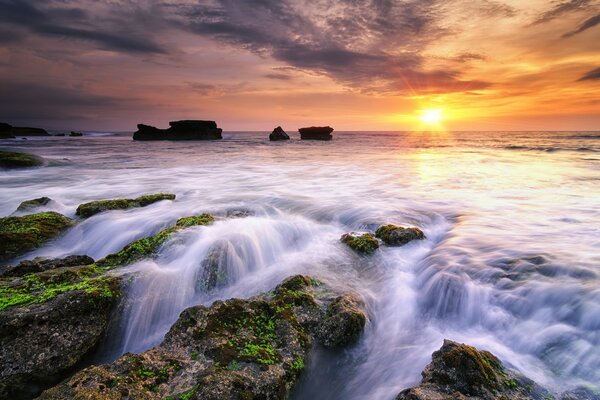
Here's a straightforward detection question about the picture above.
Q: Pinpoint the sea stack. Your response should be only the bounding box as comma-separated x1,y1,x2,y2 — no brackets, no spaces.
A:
299,126,333,140
269,126,290,141
133,120,223,141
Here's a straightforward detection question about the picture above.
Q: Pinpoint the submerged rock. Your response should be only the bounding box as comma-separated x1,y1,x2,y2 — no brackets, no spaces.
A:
396,340,548,400
0,254,94,277
39,275,366,399
0,264,121,399
75,193,176,218
0,123,15,139
299,126,334,140
133,120,223,141
95,213,215,269
375,224,425,246
0,212,75,262
341,232,380,254
16,196,52,212
0,150,44,168
269,126,290,141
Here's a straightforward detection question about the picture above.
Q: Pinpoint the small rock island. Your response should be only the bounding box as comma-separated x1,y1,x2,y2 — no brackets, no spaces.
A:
133,120,223,141
299,126,334,140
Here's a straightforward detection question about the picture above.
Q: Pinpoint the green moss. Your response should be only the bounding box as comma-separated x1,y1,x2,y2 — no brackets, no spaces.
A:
95,213,214,269
75,193,176,218
340,232,379,254
0,150,44,168
0,212,74,261
290,356,305,373
375,224,425,246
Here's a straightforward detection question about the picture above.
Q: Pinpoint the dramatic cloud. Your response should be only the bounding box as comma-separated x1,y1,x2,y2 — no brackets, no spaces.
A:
533,0,592,25
578,67,600,80
563,13,600,37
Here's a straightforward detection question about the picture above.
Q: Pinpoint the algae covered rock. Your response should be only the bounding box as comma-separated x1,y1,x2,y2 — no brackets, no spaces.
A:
75,193,176,218
396,340,547,400
0,264,121,399
39,275,367,400
316,293,367,347
269,126,290,141
341,232,380,254
16,196,51,212
375,224,425,246
96,213,215,269
0,212,74,261
0,254,94,277
0,150,44,168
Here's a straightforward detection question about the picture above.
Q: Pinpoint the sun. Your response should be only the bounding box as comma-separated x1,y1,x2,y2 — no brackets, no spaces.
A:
420,109,443,124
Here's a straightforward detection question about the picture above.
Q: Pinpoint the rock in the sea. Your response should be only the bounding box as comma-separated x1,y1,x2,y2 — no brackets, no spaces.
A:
0,123,15,139
10,126,50,136
0,254,94,277
16,196,52,212
269,126,290,141
316,293,367,347
75,193,176,218
0,150,44,168
0,264,121,399
396,340,549,400
0,212,74,262
299,126,334,140
375,224,425,246
341,232,380,254
69,131,83,137
39,275,366,400
133,120,223,141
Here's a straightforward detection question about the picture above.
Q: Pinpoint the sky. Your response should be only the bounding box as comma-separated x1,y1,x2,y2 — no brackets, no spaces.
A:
0,0,599,131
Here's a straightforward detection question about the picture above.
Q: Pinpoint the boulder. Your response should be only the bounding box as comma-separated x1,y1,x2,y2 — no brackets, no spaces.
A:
133,120,223,141
315,293,367,347
375,224,425,246
0,264,121,399
269,126,290,141
299,126,334,140
341,232,380,254
0,212,75,262
396,340,550,400
0,150,44,168
0,123,15,139
16,196,52,212
10,126,50,136
0,254,94,277
39,275,366,399
75,193,176,218
69,131,83,137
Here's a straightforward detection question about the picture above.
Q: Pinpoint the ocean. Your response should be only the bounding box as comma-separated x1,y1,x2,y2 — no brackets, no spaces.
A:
1,131,599,398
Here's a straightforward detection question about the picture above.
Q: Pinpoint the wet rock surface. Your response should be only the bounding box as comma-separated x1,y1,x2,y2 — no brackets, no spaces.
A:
299,126,334,140
16,197,52,212
375,224,425,246
0,264,121,399
0,212,75,262
396,340,550,400
0,150,44,169
341,232,380,254
133,120,223,141
0,255,94,277
75,193,176,218
270,126,290,141
39,275,367,400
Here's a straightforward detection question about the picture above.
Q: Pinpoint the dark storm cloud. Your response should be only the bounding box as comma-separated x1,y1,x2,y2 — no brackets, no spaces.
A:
0,0,165,54
532,0,592,25
578,67,600,80
563,13,600,36
177,0,490,94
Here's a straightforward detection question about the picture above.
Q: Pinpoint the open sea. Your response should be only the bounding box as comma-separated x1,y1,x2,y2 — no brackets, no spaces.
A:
1,131,600,399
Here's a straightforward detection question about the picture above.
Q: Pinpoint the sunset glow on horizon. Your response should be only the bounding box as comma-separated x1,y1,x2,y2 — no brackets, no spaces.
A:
0,0,599,131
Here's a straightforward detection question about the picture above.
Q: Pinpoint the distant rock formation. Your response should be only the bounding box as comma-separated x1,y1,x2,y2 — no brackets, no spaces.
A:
10,125,50,136
299,126,334,140
269,126,290,141
0,123,15,139
133,120,223,141
69,131,83,137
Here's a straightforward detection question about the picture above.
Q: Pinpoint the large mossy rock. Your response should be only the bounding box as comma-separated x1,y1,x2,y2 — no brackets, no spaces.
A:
0,150,44,168
16,197,52,212
39,275,367,400
341,232,380,254
0,254,93,277
133,120,223,141
375,224,425,246
299,126,333,140
396,340,548,400
75,193,176,218
0,261,121,399
0,212,74,261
